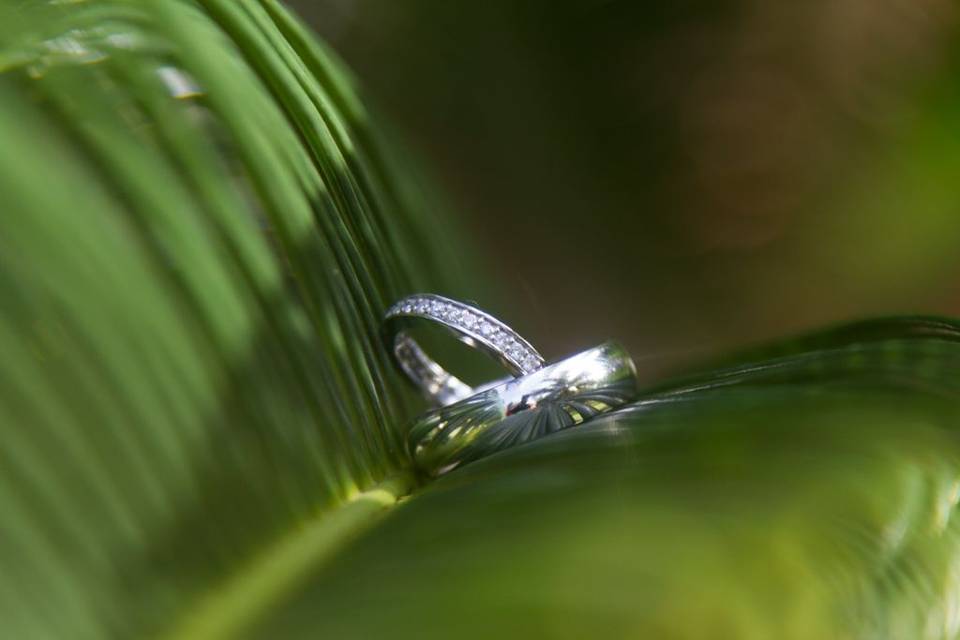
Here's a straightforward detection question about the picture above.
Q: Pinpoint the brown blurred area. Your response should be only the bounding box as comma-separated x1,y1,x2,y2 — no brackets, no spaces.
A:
292,0,960,379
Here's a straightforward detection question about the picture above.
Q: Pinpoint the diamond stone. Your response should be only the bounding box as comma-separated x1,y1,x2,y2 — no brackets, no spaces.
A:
461,312,478,330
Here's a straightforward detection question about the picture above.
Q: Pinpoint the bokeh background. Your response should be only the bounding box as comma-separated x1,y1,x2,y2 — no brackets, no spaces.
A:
293,0,960,379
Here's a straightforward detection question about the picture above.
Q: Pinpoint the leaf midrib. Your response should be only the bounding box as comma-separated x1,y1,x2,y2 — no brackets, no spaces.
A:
163,472,415,640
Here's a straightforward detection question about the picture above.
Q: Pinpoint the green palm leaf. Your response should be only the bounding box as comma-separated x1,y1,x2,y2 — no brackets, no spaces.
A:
256,325,960,638
1,2,959,639
0,1,462,636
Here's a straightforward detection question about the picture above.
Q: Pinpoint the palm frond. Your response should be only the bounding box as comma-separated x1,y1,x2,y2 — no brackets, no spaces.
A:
255,323,960,639
0,1,465,637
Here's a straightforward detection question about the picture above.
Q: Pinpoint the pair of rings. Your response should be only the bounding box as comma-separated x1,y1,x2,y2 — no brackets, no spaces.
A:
383,294,638,475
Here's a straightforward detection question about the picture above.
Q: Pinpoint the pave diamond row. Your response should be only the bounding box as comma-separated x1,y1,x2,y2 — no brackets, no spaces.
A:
386,294,545,375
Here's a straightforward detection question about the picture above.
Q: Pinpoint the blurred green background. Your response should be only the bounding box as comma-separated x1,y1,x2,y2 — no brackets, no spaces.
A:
292,0,960,378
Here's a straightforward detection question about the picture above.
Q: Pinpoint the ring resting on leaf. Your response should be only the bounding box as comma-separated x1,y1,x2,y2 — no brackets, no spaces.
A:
405,341,638,475
381,294,638,475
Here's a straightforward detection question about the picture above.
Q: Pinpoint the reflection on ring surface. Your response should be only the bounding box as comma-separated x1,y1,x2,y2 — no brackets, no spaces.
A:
408,341,637,475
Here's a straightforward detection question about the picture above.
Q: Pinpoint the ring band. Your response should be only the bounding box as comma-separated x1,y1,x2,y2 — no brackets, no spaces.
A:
407,341,638,476
383,294,545,406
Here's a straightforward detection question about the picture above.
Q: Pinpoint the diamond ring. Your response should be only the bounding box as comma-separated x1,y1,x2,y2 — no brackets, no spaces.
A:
383,294,545,406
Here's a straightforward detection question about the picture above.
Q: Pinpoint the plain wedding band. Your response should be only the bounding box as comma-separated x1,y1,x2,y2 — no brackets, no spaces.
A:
406,341,638,476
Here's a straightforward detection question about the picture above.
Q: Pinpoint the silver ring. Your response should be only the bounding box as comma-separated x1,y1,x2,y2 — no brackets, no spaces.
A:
383,294,545,406
407,341,638,476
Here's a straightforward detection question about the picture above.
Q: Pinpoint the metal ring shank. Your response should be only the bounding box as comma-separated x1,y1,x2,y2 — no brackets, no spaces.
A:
407,341,638,475
383,294,545,406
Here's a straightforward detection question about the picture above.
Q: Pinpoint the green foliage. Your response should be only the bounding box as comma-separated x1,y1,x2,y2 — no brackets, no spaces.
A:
1,2,959,639
0,1,456,636
250,319,960,638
